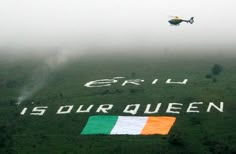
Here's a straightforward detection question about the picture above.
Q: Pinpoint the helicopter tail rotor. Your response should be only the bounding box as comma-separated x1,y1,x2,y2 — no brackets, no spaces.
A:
189,17,194,24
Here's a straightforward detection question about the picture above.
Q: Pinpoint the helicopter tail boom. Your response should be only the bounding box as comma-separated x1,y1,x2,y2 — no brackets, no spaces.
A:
182,17,194,24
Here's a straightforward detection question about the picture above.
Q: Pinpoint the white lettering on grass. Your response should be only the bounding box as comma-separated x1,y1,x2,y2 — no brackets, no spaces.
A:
166,79,188,84
30,106,48,116
123,104,140,115
76,105,94,113
84,77,189,87
57,105,74,114
151,79,158,84
20,107,28,115
166,103,183,114
144,103,162,114
186,102,203,113
96,104,113,113
207,102,224,112
84,77,124,88
20,101,225,116
122,79,144,86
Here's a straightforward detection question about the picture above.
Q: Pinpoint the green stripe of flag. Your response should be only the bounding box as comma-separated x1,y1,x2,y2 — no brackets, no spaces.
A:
81,116,118,134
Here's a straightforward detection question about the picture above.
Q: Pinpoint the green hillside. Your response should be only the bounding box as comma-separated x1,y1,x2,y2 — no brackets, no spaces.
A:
0,53,236,154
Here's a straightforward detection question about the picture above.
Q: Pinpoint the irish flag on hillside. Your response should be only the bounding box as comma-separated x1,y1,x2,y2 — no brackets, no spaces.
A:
81,116,176,135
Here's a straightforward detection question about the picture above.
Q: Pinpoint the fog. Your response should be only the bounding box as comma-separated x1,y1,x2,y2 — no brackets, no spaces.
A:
1,0,235,105
0,0,236,56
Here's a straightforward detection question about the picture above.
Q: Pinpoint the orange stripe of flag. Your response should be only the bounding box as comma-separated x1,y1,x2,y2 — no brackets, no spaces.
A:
141,116,176,135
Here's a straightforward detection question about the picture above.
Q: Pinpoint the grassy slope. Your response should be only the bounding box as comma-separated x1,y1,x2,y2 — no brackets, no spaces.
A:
0,53,236,154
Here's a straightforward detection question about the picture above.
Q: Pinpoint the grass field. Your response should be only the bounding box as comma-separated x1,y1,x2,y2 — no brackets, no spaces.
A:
0,52,236,154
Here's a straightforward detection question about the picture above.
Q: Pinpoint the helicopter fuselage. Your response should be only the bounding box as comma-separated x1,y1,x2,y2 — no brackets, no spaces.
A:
168,19,184,25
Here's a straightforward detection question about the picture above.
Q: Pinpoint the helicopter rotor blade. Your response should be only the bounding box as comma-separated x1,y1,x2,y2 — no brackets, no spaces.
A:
168,15,177,18
168,15,181,19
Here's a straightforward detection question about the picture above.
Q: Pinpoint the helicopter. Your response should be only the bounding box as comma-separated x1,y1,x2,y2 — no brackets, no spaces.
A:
168,16,194,25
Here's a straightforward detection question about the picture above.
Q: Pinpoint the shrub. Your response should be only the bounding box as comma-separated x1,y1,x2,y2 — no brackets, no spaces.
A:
205,74,212,79
212,78,217,83
168,131,184,146
131,72,136,78
211,64,223,75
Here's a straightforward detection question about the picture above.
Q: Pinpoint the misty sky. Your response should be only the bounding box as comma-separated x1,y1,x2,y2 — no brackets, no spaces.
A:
0,0,236,53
